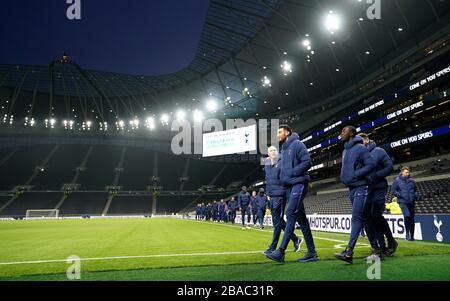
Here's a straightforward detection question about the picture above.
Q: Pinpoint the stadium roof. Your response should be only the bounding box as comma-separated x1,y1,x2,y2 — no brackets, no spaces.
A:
0,0,449,123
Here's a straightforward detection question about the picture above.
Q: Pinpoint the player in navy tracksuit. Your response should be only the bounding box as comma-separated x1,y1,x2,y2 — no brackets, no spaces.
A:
360,133,398,255
212,201,219,222
237,186,251,228
250,191,258,226
266,125,318,263
263,146,302,255
392,166,418,241
335,127,379,264
256,188,267,229
228,197,237,224
195,204,201,220
218,199,226,222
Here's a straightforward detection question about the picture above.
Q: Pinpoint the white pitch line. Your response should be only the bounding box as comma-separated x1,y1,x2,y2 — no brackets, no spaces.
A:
0,246,368,266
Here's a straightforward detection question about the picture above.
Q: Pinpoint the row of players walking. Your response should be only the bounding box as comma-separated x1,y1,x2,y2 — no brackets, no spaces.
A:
195,189,269,228
195,124,418,264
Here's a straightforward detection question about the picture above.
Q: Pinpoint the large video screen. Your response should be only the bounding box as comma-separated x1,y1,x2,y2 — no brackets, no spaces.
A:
202,125,257,157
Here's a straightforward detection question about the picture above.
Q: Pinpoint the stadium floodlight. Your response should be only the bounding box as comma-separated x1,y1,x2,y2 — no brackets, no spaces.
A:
160,114,169,124
145,117,155,129
176,110,186,120
129,118,139,130
117,120,125,130
302,39,311,48
193,109,204,122
206,99,217,112
49,118,56,128
324,11,341,33
30,118,35,127
281,61,293,75
261,76,272,87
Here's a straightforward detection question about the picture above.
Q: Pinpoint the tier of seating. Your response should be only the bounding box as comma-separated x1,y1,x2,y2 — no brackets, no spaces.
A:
0,145,257,192
305,177,450,215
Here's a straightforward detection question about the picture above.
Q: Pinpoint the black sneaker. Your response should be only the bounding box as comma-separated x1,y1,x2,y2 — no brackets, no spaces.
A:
297,251,319,263
334,247,353,264
263,247,275,256
266,249,285,263
386,239,398,256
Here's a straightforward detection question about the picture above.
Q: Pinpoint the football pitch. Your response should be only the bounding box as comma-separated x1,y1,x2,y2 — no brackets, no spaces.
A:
0,218,449,281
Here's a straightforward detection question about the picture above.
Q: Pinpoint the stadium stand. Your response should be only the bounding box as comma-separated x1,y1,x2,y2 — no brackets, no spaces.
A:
107,195,153,216
58,192,109,216
0,192,63,217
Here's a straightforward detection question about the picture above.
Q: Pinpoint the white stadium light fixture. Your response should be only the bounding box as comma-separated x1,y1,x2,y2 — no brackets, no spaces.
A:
193,109,204,122
145,117,155,130
175,110,186,120
302,39,311,48
160,114,169,124
325,11,341,33
262,76,271,87
206,99,217,112
281,61,292,75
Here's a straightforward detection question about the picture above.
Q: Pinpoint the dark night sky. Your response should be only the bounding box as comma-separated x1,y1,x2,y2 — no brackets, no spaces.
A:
0,0,210,75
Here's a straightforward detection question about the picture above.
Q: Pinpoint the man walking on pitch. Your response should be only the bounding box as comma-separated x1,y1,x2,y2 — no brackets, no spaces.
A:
228,197,237,224
263,145,302,255
250,191,258,226
237,186,251,229
360,133,398,255
335,127,379,264
392,166,418,241
256,188,268,229
266,125,318,263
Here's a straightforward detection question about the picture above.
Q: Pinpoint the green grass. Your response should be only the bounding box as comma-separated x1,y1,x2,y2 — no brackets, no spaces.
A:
0,218,449,281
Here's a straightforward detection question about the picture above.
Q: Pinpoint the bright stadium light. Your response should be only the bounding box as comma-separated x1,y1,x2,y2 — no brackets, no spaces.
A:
30,118,35,127
261,76,271,87
145,117,155,130
129,118,139,130
302,39,311,48
49,118,56,128
193,109,204,122
116,120,125,130
206,99,217,112
324,11,341,33
160,114,169,124
281,61,293,75
176,110,186,120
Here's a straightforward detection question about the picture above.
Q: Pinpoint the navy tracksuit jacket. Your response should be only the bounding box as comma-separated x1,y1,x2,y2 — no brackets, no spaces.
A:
278,133,315,253
366,140,394,247
341,136,377,249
